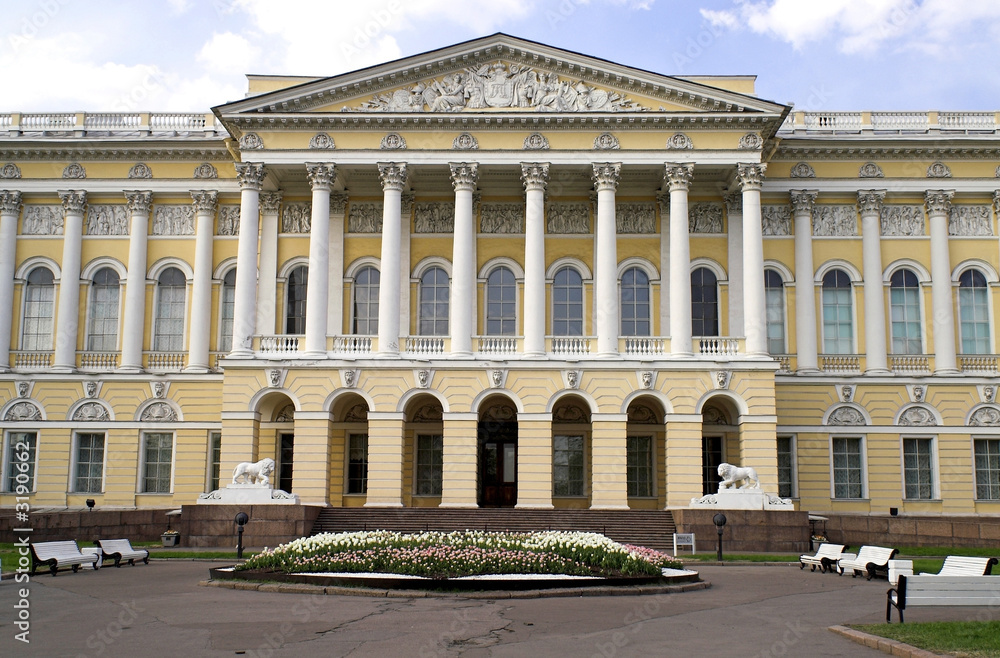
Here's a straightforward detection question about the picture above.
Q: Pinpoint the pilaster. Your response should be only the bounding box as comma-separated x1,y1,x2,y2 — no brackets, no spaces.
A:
858,189,888,374
186,190,218,371
515,413,554,508
925,189,957,373
790,190,819,373
258,192,282,336
119,190,152,371
0,191,23,371
664,414,703,508
53,190,87,371
724,190,744,338
440,412,478,508
364,411,405,507
590,413,629,509
328,193,348,336
289,410,333,504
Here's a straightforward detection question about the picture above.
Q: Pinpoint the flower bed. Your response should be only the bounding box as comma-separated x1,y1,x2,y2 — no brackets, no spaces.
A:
237,530,682,580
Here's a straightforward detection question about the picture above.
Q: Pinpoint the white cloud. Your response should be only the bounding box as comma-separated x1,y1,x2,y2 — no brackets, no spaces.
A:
197,32,261,76
701,0,1000,55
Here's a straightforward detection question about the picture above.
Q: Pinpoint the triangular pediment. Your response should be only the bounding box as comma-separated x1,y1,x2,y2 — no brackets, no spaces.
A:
215,34,787,119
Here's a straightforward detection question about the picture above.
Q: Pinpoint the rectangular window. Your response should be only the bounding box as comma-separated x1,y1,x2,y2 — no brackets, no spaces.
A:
832,437,863,499
5,431,37,493
553,434,585,496
974,438,1000,500
765,286,785,354
415,434,442,496
74,432,105,493
777,436,795,498
626,435,653,497
903,438,934,500
208,431,221,492
347,433,368,494
142,432,173,493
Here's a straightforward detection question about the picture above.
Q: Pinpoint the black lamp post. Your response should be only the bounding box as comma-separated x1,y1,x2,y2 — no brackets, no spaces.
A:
713,513,728,561
235,512,249,559
86,499,95,512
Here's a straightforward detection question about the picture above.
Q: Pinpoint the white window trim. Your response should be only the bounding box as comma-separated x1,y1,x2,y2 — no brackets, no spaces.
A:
764,268,789,354
206,430,222,492
899,435,939,501
84,267,124,352
481,263,521,338
972,436,1000,502
829,434,868,500
2,430,38,494
138,431,175,495
152,267,189,352
217,268,237,352
819,270,859,356
552,427,590,497
954,267,995,356
413,432,444,497
626,432,657,499
19,266,56,351
70,431,107,494
343,426,369,496
777,434,797,499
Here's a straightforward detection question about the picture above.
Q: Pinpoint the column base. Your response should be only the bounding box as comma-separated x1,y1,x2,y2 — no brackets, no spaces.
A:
449,351,474,359
375,351,400,359
670,352,694,359
183,365,210,373
597,351,619,359
116,365,144,373
228,350,254,359
864,368,891,376
51,365,76,374
303,351,327,359
795,367,820,375
934,368,960,375
522,351,547,360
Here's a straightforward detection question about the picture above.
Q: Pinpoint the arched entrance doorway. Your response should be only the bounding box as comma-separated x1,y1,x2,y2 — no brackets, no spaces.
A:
701,399,738,495
477,398,518,507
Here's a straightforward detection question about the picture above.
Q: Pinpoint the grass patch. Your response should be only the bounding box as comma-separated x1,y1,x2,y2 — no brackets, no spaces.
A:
853,621,1000,657
896,546,999,558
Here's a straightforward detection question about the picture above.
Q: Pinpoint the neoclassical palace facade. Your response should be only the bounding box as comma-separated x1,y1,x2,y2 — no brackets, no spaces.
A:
1,35,998,517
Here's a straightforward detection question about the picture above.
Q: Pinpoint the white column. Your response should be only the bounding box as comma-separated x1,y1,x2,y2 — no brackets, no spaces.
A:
521,163,549,357
738,163,768,357
377,162,407,356
186,190,218,371
53,190,87,371
304,163,335,356
327,193,348,337
450,162,478,357
926,189,957,374
665,163,694,357
0,191,23,371
790,190,819,373
724,190,744,337
859,189,889,374
657,193,671,340
231,162,265,357
399,192,413,342
593,162,621,357
257,192,282,336
119,191,152,371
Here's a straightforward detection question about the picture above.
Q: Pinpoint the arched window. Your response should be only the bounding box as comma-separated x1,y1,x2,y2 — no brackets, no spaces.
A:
352,266,379,335
87,267,120,351
418,266,449,336
822,269,853,354
691,267,718,336
285,265,308,335
620,267,650,337
22,267,55,350
552,266,583,336
889,269,922,355
764,269,785,354
219,269,236,352
958,269,990,354
486,266,516,336
153,267,186,351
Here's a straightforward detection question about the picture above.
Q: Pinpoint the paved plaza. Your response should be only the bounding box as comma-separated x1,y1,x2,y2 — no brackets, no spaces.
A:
4,559,997,656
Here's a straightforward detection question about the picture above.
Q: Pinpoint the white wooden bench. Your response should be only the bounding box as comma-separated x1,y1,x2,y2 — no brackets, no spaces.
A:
886,574,1000,623
29,540,100,576
799,543,849,573
921,555,997,576
96,539,150,568
837,545,898,580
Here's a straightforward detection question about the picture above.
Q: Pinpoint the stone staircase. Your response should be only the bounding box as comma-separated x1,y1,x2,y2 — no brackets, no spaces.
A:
310,508,677,551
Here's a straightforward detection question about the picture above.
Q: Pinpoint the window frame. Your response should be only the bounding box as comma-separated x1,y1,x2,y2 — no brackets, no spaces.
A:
889,268,924,355
957,269,991,355
21,266,55,351
219,268,236,353
830,435,866,500
626,434,655,498
901,435,937,501
764,269,787,354
351,265,380,336
552,433,586,497
821,269,855,355
776,435,797,499
347,432,369,495
207,431,222,492
414,433,443,496
690,266,719,337
3,430,38,494
140,431,174,494
72,431,106,494
85,266,122,352
284,264,309,336
552,266,585,337
620,266,652,337
485,265,518,337
152,266,187,352
417,266,450,337
973,437,1000,501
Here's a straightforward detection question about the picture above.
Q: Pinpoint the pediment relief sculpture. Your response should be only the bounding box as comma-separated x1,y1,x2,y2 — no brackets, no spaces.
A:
73,402,109,422
5,401,41,422
827,406,864,426
351,62,647,113
898,406,936,427
140,402,177,422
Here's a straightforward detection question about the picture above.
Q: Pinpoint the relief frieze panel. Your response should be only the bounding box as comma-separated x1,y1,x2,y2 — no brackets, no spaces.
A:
615,202,655,234
761,205,791,236
479,203,524,233
153,205,194,235
812,205,857,236
86,205,129,236
217,206,240,236
950,205,992,236
880,205,924,237
414,202,455,233
281,203,312,233
22,205,64,235
689,203,724,234
546,202,590,234
348,203,383,233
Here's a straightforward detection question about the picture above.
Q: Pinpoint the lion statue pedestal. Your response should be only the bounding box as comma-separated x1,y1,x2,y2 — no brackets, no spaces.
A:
689,462,793,510
197,457,300,505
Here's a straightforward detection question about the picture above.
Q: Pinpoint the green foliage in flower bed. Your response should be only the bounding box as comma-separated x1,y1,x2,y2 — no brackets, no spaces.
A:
236,531,682,579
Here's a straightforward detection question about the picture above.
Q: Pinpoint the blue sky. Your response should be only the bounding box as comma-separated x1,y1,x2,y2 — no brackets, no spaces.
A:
3,0,999,112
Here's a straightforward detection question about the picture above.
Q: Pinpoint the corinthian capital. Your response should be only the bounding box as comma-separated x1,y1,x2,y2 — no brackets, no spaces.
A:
59,190,87,215
330,193,349,215
736,163,766,191
924,189,954,215
592,162,621,192
993,190,1000,215
377,162,408,191
235,162,266,190
0,190,23,215
306,163,336,190
449,162,479,191
125,190,153,215
789,190,818,214
723,190,742,215
260,192,283,215
856,189,886,215
191,190,218,215
663,163,694,191
520,162,549,191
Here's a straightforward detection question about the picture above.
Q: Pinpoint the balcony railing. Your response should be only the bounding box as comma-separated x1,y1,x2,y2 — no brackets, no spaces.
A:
820,354,862,374
623,337,667,357
145,351,185,371
4,111,223,137
404,336,446,355
12,351,52,370
549,336,592,356
477,336,518,355
959,355,999,374
79,352,119,372
780,111,1000,135
259,335,301,354
889,355,932,375
697,337,740,358
333,335,374,355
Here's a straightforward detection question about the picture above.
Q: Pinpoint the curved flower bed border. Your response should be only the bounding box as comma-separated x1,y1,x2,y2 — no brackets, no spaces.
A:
213,530,699,592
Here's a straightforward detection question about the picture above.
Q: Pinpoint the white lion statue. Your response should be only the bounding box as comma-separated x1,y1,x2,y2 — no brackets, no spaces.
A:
718,462,760,491
232,457,276,487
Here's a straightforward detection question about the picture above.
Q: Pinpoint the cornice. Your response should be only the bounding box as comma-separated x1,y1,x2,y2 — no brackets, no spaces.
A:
0,146,231,161
774,145,1000,160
